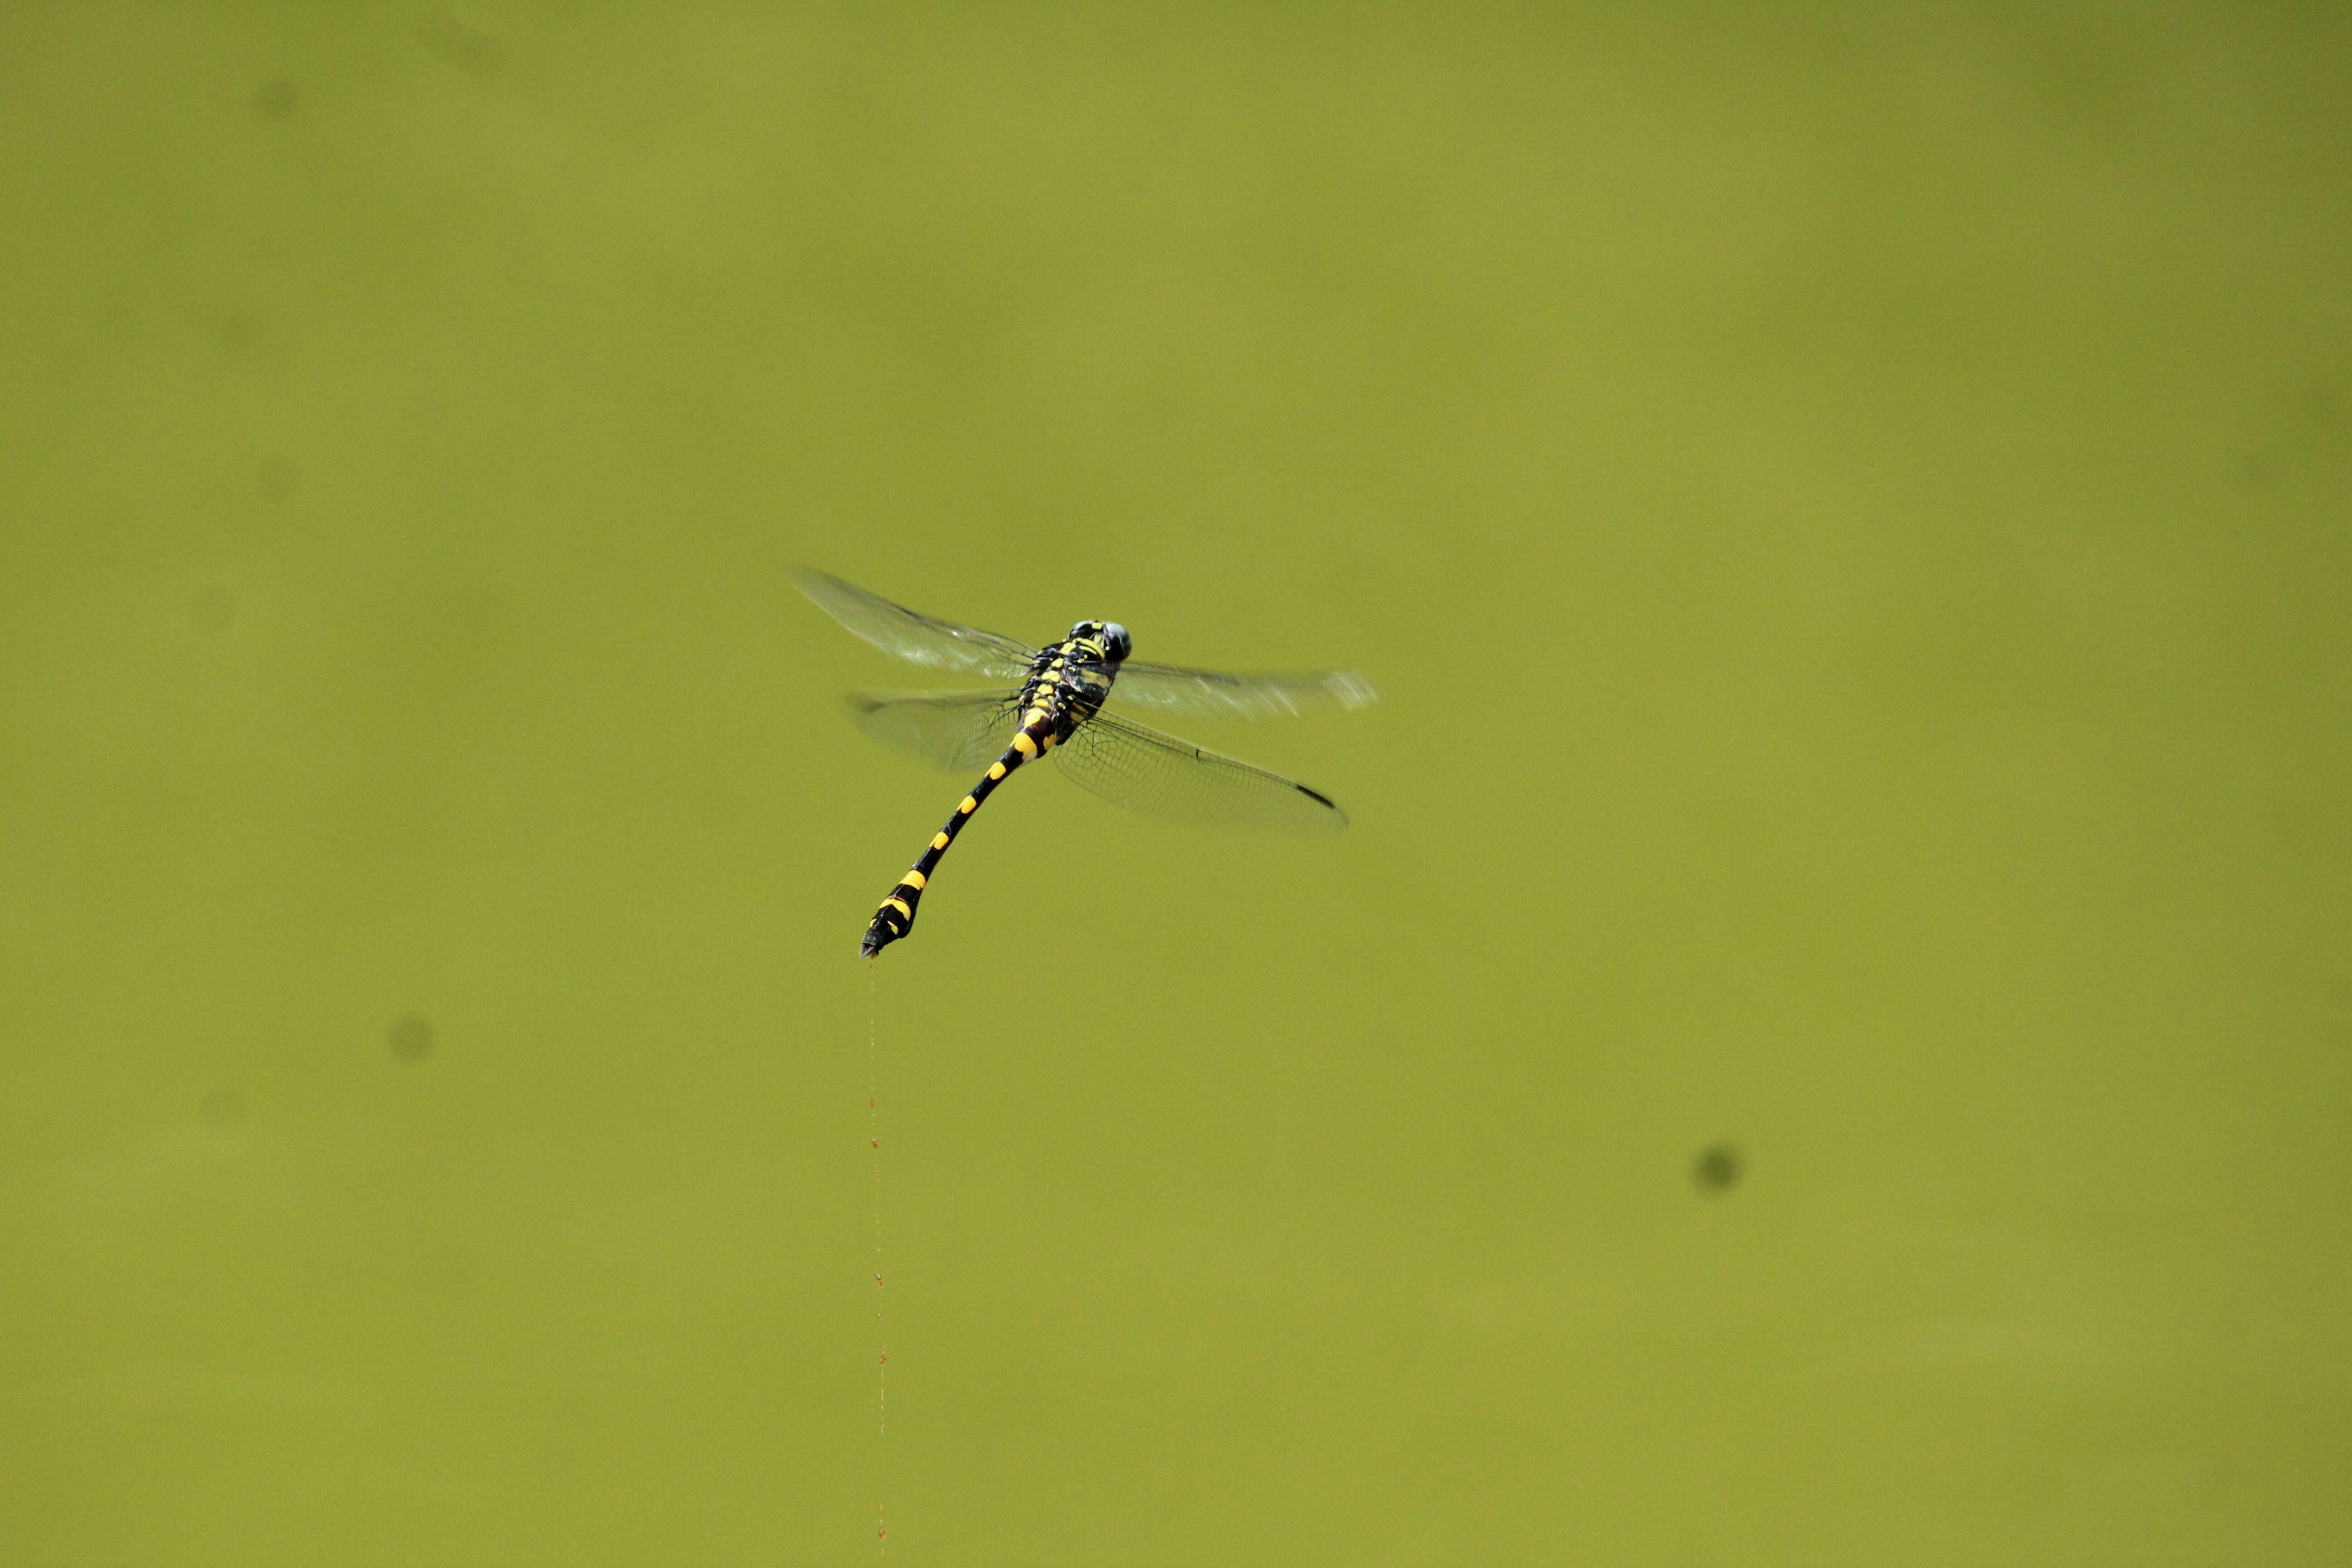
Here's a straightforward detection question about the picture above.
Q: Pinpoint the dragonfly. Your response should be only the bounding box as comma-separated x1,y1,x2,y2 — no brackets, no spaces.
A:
793,569,1379,957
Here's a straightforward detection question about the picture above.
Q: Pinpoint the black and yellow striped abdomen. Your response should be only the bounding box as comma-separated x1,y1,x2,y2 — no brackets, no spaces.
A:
861,710,1063,958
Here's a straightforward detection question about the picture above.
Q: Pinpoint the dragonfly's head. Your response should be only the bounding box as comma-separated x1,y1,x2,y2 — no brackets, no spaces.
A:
1068,620,1132,662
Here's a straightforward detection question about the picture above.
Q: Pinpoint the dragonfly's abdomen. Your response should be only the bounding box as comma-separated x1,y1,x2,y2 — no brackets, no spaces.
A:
859,639,1122,959
860,712,1060,958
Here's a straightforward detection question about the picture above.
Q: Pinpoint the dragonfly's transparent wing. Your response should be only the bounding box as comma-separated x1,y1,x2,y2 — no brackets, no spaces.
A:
1050,711,1349,834
1111,660,1380,719
845,689,1024,773
793,568,1038,679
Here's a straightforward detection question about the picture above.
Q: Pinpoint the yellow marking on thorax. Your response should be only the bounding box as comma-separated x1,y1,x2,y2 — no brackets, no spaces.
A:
900,870,926,891
1012,732,1038,757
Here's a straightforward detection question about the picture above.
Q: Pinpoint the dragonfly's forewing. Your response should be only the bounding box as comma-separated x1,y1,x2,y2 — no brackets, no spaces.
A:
1111,661,1379,719
793,569,1038,679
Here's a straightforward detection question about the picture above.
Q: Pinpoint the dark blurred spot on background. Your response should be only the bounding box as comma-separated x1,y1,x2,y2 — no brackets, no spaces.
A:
1693,1142,1742,1194
251,78,298,120
388,1014,435,1061
255,457,300,503
189,584,235,633
416,7,505,76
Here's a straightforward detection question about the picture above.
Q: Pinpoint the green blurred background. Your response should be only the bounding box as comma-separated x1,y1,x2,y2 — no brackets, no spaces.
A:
4,4,2348,1563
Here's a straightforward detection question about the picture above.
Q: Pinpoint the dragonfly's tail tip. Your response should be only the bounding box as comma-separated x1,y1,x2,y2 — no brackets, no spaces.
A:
862,889,917,958
861,918,905,960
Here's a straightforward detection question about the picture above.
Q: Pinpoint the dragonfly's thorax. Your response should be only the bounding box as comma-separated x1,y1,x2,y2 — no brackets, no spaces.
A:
1018,627,1126,740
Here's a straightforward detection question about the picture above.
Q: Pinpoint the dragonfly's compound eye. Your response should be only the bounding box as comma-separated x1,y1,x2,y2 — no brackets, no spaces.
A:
1102,622,1131,661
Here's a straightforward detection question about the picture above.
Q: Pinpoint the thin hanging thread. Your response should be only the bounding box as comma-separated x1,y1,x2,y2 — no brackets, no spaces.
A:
868,958,888,1556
